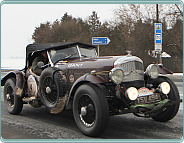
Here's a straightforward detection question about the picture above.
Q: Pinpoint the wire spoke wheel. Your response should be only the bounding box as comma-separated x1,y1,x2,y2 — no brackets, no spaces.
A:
73,83,109,136
39,67,67,109
41,76,58,104
78,95,96,127
148,76,180,122
4,78,23,114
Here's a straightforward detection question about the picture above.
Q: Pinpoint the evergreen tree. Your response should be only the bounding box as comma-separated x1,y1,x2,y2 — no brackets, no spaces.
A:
32,21,51,43
31,6,182,72
61,12,73,23
88,11,101,33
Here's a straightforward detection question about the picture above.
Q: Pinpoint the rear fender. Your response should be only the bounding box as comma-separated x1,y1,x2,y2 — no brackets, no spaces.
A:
1,71,25,97
66,74,107,105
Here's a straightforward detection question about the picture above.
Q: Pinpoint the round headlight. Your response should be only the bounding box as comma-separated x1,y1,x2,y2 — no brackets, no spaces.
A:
126,87,138,100
109,68,124,85
159,82,170,94
146,64,158,79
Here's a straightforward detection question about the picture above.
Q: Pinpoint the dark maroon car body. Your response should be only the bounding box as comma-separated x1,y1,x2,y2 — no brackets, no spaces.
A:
1,42,180,136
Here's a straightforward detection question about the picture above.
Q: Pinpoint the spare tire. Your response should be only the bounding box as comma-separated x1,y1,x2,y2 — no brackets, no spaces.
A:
39,67,67,109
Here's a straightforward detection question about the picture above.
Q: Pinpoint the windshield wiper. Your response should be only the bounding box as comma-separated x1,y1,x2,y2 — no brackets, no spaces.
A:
81,54,89,57
53,52,77,64
64,52,77,59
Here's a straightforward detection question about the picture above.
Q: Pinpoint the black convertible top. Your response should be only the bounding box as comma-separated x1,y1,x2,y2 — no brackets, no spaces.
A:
26,42,96,57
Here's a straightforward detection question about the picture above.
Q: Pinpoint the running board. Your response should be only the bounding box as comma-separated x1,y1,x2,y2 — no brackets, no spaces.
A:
22,96,36,102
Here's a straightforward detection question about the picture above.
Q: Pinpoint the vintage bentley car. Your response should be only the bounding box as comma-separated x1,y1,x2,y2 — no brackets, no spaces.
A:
1,42,180,136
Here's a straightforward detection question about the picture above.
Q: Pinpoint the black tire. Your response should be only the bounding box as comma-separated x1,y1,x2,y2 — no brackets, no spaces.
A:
73,83,109,136
149,76,180,122
39,67,66,108
4,78,23,114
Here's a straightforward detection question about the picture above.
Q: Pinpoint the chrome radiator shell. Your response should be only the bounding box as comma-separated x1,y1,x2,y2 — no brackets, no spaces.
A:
114,56,144,82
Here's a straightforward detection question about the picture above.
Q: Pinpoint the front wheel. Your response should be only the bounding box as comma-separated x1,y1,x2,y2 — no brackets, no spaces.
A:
150,76,180,122
73,83,109,136
4,78,23,114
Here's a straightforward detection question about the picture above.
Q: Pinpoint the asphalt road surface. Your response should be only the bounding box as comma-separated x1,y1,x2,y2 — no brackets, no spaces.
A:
1,71,183,140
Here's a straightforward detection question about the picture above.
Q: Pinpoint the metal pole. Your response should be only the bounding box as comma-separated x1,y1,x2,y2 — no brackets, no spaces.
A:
97,45,100,56
156,4,162,65
156,4,159,23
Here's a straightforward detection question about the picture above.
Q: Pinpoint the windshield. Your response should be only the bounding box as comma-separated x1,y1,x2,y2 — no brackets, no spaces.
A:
49,47,79,63
48,45,97,63
78,46,97,58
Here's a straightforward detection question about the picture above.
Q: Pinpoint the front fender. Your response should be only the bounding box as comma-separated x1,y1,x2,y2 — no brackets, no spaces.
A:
1,71,25,97
158,65,173,74
66,74,107,105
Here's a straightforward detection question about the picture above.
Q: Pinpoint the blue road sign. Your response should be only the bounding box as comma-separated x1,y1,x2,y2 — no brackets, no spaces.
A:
155,34,162,44
92,37,110,45
155,23,162,34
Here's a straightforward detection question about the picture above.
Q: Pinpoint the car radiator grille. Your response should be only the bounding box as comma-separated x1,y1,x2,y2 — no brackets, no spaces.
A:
120,61,144,82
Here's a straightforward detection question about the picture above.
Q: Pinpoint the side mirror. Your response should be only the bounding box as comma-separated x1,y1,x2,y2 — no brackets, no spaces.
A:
37,61,44,69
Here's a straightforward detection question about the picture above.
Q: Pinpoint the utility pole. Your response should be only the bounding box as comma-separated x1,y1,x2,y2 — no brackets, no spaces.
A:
156,4,162,65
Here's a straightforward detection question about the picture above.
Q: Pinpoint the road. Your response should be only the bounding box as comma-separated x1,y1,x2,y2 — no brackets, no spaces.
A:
1,71,183,140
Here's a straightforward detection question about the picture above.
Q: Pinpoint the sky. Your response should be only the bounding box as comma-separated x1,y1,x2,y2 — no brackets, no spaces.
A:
1,2,183,61
1,4,120,60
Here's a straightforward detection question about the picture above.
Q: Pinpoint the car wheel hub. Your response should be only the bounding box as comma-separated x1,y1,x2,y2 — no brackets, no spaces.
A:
81,106,87,116
46,87,52,94
6,94,11,101
78,95,96,127
6,86,15,107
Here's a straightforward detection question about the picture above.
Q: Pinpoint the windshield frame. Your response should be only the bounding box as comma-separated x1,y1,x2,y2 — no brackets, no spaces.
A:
76,45,82,57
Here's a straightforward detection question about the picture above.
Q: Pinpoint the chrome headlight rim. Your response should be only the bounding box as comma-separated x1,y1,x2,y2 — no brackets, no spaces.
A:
126,87,138,100
158,82,171,95
146,64,159,79
109,68,124,85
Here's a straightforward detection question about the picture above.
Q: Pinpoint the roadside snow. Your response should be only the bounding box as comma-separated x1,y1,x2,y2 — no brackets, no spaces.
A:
1,59,25,70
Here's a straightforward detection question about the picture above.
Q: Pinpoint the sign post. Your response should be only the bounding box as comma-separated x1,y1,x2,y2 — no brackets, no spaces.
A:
97,45,100,56
92,37,110,56
154,23,162,64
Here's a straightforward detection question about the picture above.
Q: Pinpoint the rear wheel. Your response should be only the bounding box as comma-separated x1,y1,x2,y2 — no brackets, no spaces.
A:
4,78,23,114
73,83,109,136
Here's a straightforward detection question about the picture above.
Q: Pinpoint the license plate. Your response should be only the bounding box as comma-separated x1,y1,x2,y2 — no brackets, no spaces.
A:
136,94,161,104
